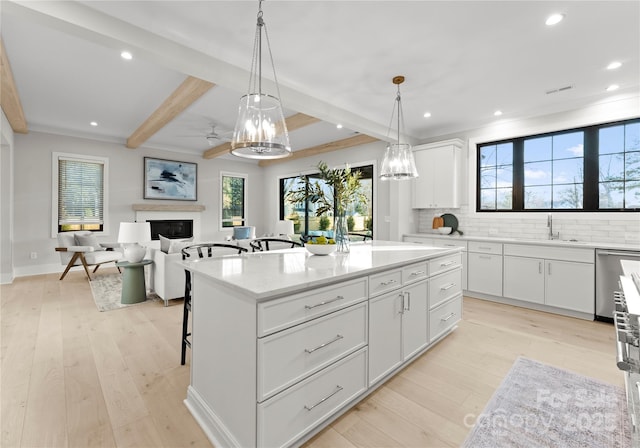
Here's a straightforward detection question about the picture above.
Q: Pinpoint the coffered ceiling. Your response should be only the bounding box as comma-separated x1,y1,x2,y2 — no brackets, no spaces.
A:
1,1,638,164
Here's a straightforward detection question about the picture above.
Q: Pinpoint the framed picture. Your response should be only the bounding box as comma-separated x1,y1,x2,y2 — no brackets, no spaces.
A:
144,157,197,201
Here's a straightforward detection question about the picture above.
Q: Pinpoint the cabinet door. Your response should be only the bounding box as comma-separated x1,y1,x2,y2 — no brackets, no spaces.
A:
401,280,429,361
467,252,503,296
503,256,545,304
368,291,403,386
545,260,595,313
430,147,457,208
411,150,434,208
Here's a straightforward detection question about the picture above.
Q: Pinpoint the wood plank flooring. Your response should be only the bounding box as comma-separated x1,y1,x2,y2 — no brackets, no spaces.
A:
1,269,621,447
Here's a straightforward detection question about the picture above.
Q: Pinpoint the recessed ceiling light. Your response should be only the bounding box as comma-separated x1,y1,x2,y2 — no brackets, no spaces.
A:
336,124,343,129
494,110,503,117
90,121,98,127
120,51,133,60
423,112,432,118
545,13,564,26
606,84,620,92
607,61,622,70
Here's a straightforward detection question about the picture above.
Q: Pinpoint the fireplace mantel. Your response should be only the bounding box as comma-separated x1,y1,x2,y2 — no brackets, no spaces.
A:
132,204,205,212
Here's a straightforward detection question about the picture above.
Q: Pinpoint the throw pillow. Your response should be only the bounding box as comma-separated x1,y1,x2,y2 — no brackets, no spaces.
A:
168,239,194,254
159,234,194,254
74,233,103,251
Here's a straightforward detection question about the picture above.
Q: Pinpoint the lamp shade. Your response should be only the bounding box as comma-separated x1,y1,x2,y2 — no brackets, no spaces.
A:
274,220,294,237
117,222,151,244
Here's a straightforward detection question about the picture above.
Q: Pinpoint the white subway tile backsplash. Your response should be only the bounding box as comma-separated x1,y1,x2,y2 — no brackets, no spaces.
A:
418,206,640,245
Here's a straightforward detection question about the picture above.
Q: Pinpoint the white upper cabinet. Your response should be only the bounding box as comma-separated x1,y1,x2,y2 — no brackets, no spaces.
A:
412,138,463,209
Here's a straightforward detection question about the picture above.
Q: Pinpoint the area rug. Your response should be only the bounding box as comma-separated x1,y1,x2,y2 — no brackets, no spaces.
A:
89,272,162,312
462,357,630,448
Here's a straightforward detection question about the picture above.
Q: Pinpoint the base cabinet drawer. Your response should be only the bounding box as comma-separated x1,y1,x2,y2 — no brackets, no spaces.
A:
258,302,367,401
429,252,462,277
430,295,462,342
429,268,462,309
257,348,368,448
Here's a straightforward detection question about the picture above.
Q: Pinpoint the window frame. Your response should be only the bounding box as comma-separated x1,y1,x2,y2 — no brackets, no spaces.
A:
475,117,640,212
51,152,110,238
220,171,248,230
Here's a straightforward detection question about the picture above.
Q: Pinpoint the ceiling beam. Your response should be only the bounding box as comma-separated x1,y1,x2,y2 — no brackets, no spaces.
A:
258,134,379,167
126,76,214,149
0,38,28,134
202,113,321,159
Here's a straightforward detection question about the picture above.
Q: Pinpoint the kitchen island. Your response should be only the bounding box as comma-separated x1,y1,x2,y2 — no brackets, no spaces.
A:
182,241,462,448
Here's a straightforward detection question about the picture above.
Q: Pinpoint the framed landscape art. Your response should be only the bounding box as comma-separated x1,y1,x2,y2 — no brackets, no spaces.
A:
144,157,197,201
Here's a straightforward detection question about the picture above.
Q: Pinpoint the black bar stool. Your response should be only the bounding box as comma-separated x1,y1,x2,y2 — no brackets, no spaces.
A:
249,237,303,252
180,243,247,365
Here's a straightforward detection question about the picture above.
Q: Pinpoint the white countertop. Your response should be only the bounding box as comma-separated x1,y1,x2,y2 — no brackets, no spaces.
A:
183,240,460,301
405,233,640,251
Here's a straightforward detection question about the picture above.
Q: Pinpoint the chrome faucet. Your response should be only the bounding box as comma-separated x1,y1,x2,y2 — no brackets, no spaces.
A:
547,213,559,240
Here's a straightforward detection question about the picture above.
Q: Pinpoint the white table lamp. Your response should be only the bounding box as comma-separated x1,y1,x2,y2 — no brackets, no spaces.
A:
274,220,294,238
118,222,151,263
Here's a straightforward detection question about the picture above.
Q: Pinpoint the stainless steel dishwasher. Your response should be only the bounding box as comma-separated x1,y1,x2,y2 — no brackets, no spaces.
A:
596,248,640,322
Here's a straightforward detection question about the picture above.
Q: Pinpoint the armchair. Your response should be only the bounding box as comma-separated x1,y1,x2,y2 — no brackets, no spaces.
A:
56,231,122,281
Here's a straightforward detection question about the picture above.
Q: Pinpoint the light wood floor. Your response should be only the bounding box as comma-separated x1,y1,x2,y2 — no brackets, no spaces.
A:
1,268,621,448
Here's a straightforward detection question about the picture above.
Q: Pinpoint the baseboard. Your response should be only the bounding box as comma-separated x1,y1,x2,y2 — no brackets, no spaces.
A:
0,272,14,284
13,263,62,278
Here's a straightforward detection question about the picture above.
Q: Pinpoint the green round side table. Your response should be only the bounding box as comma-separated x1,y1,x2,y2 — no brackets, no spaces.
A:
116,259,153,304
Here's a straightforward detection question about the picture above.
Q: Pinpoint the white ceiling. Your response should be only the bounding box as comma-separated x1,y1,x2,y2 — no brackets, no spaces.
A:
2,1,639,159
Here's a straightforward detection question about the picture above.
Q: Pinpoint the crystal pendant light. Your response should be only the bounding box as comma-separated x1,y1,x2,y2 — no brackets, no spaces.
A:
379,76,419,180
231,0,291,159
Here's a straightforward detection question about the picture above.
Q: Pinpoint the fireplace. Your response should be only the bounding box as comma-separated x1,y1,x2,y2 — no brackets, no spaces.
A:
147,219,193,240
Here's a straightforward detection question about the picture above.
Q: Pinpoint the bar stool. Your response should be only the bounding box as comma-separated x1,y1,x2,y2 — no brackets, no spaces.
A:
180,243,247,365
249,237,303,252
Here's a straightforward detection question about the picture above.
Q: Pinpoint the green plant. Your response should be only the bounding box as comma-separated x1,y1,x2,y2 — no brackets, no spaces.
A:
319,215,330,231
286,161,368,216
347,215,355,231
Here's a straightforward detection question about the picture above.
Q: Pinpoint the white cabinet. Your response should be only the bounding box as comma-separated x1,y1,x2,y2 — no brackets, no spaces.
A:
412,139,463,209
467,242,503,296
369,280,428,386
503,244,595,314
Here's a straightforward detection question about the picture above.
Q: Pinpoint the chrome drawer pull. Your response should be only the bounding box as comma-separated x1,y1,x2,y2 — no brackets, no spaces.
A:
440,283,456,291
305,295,344,310
479,255,491,260
304,334,344,354
410,270,425,277
304,385,344,411
478,246,492,250
380,279,397,286
440,260,456,267
441,312,456,322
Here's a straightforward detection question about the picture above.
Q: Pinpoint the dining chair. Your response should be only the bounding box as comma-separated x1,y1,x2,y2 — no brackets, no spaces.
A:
180,243,248,365
249,237,303,252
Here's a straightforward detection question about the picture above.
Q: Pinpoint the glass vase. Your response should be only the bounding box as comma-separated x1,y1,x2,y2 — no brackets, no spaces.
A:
334,212,350,253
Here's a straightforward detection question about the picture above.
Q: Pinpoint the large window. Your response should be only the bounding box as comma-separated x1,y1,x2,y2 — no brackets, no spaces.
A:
280,165,374,238
221,172,247,228
477,118,639,211
53,153,108,234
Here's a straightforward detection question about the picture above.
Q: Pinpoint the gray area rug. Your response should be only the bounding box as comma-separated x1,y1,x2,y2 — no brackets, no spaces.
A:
89,272,162,312
462,357,630,448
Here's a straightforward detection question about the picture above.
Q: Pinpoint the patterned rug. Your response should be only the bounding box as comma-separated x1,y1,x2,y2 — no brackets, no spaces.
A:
462,357,630,448
89,272,162,312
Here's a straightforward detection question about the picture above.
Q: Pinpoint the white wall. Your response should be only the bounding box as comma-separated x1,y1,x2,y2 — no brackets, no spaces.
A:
12,131,264,277
413,95,640,245
1,110,15,283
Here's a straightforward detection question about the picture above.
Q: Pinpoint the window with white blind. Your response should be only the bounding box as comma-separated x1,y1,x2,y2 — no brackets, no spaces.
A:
52,153,109,235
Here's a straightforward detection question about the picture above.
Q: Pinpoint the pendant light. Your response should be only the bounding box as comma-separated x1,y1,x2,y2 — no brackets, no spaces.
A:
379,76,419,180
231,0,291,159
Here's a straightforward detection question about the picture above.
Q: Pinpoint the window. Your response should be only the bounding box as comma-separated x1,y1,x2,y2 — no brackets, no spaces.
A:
476,118,639,212
53,153,108,234
280,164,374,237
221,173,247,228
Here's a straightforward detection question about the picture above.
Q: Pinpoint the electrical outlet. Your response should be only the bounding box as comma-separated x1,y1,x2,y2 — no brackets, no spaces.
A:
30,252,37,259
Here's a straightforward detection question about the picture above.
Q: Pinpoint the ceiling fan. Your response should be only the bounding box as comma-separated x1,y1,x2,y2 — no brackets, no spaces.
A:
204,124,233,146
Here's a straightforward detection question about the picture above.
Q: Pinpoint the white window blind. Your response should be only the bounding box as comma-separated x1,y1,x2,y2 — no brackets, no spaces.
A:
58,157,104,227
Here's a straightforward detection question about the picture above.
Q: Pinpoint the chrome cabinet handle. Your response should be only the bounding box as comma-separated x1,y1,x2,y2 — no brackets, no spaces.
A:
548,263,552,275
410,270,425,277
399,293,405,314
305,295,344,310
479,255,491,260
304,385,343,411
478,246,492,250
304,334,344,354
440,283,455,291
440,260,456,267
380,279,397,286
539,262,542,274
405,292,411,311
441,312,456,322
